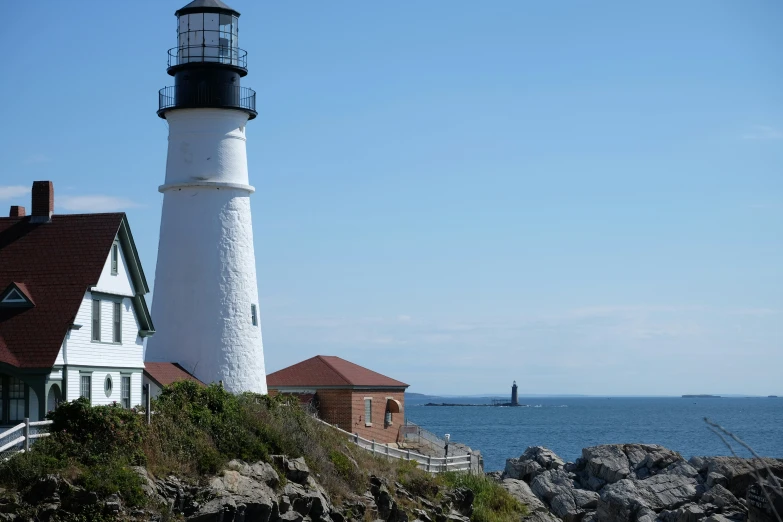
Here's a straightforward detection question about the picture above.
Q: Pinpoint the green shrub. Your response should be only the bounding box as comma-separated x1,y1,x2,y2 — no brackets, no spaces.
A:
0,437,67,490
47,397,146,465
442,472,527,522
78,461,146,507
329,450,354,479
397,459,441,498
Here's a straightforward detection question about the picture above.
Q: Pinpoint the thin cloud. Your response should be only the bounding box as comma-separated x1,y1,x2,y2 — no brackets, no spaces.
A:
58,195,141,212
742,125,783,141
0,185,30,201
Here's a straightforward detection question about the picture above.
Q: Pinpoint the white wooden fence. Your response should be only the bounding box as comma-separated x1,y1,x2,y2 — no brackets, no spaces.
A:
314,418,474,473
0,418,54,457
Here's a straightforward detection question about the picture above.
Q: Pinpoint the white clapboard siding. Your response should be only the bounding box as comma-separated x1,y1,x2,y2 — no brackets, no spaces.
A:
65,368,143,408
61,292,143,368
92,238,135,297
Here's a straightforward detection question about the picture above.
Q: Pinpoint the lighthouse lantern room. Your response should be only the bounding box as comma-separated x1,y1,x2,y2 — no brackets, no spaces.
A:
147,0,268,394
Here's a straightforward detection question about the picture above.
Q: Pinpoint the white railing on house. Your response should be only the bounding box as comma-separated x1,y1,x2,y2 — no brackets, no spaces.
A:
313,418,474,473
0,418,53,458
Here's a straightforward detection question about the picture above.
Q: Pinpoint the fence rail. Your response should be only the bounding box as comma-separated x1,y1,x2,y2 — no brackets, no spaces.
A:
0,419,53,458
313,418,473,473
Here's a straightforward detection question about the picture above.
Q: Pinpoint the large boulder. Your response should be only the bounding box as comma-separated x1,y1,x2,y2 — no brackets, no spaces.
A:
505,447,565,482
582,446,632,484
596,474,700,522
700,457,783,498
530,470,598,522
500,479,548,514
272,455,311,485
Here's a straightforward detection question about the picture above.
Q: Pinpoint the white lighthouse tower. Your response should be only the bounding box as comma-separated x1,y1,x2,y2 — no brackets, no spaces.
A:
146,0,267,393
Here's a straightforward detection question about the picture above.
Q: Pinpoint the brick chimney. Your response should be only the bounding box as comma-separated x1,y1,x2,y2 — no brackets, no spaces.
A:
31,181,54,223
9,206,26,217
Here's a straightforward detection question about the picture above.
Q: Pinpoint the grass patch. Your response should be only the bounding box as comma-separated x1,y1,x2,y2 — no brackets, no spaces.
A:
442,472,527,522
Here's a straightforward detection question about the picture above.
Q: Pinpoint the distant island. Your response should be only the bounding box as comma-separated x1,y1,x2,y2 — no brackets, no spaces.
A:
682,394,721,398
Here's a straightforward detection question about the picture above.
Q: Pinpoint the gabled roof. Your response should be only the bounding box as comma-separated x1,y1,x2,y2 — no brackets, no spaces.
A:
0,282,35,307
0,213,154,369
144,362,205,387
267,355,409,389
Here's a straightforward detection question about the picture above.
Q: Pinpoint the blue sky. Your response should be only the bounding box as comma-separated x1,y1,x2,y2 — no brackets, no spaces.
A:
1,1,781,395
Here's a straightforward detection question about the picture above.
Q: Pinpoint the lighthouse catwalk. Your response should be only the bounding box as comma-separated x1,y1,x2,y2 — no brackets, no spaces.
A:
146,0,267,393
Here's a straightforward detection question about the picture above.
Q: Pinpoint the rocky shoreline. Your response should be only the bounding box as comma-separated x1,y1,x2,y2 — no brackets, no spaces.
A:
492,444,783,522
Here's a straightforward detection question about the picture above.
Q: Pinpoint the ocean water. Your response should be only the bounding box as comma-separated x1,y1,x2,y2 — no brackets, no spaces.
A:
404,396,783,472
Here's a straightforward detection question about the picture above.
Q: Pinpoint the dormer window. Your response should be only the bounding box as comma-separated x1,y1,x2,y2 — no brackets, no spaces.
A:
111,241,119,275
0,283,34,308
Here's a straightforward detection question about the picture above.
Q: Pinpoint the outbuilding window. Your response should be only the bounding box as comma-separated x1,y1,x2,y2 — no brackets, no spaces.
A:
364,398,372,426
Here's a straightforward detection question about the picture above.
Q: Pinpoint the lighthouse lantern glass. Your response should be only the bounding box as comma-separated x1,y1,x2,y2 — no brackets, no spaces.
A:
177,12,239,66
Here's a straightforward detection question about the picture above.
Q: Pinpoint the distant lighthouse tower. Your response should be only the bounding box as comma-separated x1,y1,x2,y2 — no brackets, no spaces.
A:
511,381,519,406
146,0,267,393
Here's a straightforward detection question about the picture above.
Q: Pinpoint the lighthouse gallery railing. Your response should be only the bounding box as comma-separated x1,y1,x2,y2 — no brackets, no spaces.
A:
158,85,256,113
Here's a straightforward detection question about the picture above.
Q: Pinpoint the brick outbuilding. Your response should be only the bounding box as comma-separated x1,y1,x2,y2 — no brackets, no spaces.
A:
266,356,408,444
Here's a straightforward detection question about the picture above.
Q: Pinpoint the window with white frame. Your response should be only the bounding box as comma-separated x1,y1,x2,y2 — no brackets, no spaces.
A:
8,377,24,422
80,375,92,403
113,301,122,343
251,304,258,326
111,241,119,275
364,398,372,426
104,375,113,398
92,299,101,341
121,376,131,408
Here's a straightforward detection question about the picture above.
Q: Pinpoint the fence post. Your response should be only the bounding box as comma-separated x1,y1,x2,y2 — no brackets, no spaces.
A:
145,384,151,425
427,456,431,473
372,440,376,456
407,449,411,461
468,452,472,473
24,418,30,452
354,433,359,444
385,443,389,460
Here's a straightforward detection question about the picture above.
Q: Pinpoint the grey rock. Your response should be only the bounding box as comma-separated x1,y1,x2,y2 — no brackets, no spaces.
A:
666,461,701,479
636,507,657,522
530,470,599,522
703,456,783,498
505,447,564,482
582,446,632,484
701,485,738,510
500,479,548,513
521,511,561,522
706,473,728,489
586,476,607,492
702,516,736,522
105,493,121,513
272,455,311,485
597,474,700,522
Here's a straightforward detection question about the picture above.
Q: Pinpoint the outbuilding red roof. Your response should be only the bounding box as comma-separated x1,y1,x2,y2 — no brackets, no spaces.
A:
144,362,205,387
267,355,408,388
0,213,124,368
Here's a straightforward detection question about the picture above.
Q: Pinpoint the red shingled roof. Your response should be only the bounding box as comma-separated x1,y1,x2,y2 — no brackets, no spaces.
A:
144,362,205,387
267,355,408,388
0,213,124,368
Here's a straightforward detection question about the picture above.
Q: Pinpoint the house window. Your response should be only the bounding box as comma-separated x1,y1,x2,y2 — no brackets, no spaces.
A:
121,376,131,408
113,301,122,343
251,304,258,326
9,377,25,422
111,241,119,275
92,299,101,341
80,375,92,403
104,375,113,398
364,398,372,426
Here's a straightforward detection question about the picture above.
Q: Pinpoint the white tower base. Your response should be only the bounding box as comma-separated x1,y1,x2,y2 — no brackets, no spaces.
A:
146,108,267,394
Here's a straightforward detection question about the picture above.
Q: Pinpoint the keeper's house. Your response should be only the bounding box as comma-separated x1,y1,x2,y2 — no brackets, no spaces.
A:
266,355,408,444
0,181,155,425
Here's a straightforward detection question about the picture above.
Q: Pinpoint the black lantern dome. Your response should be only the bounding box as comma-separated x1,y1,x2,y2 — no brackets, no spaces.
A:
158,0,256,119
